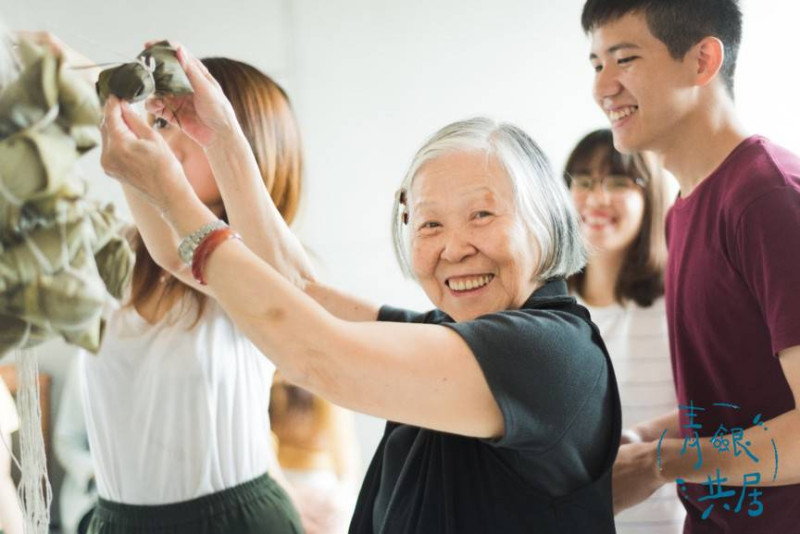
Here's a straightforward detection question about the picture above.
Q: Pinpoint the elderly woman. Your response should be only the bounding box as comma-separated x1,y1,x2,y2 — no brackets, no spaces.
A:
100,45,620,533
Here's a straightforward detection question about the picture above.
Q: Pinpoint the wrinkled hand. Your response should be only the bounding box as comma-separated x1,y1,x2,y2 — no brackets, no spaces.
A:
13,30,99,84
612,441,666,514
100,96,194,214
144,42,239,148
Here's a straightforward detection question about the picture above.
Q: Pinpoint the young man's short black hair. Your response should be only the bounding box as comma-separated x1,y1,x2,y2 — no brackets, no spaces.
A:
581,0,743,98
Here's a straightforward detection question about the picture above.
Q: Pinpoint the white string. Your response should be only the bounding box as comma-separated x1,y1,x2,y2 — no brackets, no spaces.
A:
46,29,132,64
139,54,156,74
9,24,131,65
0,329,52,534
57,203,70,273
0,33,115,534
0,198,76,534
0,172,23,206
21,234,55,275
14,347,52,534
26,104,59,134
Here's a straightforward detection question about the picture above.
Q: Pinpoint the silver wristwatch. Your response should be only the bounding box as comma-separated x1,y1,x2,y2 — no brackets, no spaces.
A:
178,220,229,266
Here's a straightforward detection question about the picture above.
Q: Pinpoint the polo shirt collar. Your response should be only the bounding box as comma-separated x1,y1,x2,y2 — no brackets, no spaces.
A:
521,278,570,308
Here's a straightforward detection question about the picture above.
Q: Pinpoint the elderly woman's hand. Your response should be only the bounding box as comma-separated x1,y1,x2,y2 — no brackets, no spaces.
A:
100,96,196,217
144,43,239,148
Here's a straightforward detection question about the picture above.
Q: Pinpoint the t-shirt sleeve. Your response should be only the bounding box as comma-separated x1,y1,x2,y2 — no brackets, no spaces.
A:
443,309,609,452
735,186,800,355
377,305,443,324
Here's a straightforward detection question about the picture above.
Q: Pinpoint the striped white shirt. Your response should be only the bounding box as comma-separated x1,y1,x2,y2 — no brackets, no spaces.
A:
578,296,685,534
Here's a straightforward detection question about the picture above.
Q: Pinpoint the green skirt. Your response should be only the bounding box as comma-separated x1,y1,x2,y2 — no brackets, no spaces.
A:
88,472,303,534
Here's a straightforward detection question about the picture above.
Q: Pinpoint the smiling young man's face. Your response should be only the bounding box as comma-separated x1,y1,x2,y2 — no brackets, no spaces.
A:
589,12,698,154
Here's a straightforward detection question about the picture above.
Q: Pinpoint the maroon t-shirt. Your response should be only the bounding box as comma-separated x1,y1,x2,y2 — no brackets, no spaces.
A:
665,136,800,533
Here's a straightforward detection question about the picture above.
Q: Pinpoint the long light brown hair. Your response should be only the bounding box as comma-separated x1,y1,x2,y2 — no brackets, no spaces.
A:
564,129,669,307
129,58,303,321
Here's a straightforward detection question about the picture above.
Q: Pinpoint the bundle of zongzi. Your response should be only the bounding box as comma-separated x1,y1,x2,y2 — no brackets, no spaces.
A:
0,40,134,356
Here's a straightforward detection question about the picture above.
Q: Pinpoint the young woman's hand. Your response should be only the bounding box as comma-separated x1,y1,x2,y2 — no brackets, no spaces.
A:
100,96,194,216
144,43,240,148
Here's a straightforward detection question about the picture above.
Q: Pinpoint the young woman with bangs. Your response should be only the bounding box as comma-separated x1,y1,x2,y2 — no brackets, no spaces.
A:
565,129,683,534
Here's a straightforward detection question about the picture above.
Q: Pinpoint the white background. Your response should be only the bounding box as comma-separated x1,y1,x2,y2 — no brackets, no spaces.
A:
0,0,798,525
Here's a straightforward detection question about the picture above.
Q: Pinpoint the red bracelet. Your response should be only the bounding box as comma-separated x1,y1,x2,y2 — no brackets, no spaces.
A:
191,228,241,285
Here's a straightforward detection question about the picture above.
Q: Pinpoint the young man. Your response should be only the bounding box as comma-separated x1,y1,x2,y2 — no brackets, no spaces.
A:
582,1,800,532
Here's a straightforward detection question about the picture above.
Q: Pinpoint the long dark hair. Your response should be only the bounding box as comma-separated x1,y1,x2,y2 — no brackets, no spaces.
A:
129,58,303,322
565,129,669,307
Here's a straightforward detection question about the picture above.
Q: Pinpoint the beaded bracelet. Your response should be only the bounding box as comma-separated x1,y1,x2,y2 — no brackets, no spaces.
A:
178,220,229,266
191,227,242,285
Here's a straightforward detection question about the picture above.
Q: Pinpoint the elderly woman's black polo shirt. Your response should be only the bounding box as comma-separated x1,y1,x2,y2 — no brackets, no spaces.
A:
348,279,621,534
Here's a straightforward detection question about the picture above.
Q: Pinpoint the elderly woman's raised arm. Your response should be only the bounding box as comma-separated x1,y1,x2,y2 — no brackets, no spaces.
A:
202,231,504,439
100,96,504,440
148,47,379,322
119,166,503,439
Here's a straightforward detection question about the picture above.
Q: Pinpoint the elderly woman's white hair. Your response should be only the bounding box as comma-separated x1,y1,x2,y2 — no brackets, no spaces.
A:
392,117,586,282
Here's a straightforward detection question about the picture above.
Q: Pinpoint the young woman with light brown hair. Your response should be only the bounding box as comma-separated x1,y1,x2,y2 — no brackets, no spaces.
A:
77,55,305,534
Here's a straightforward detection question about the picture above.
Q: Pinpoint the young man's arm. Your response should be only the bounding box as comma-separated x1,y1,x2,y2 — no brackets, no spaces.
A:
613,344,800,513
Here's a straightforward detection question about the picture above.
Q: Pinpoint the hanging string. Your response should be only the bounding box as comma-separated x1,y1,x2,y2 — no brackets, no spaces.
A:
28,27,132,64
0,314,49,534
68,61,124,71
5,320,51,534
0,33,132,534
15,346,52,534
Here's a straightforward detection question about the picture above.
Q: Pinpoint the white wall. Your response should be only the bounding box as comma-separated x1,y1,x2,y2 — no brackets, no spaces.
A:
736,1,800,151
1,0,799,524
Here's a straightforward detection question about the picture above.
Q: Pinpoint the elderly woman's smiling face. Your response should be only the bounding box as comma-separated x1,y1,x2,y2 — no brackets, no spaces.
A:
409,150,541,321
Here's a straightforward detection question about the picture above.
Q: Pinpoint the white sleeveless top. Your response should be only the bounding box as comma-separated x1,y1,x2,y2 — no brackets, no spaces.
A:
79,297,275,505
